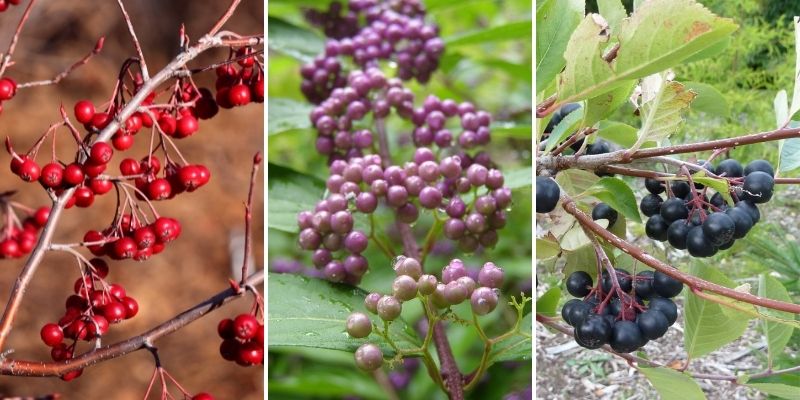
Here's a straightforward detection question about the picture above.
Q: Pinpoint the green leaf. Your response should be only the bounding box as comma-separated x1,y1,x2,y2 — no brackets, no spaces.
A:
555,169,600,196
491,123,532,139
490,313,532,362
789,17,800,120
683,263,750,358
536,287,561,317
479,58,533,84
746,383,800,400
267,273,420,355
779,121,800,173
639,367,707,400
583,81,636,127
446,19,532,47
268,98,313,135
758,274,795,368
633,76,696,150
545,105,585,152
683,81,729,117
558,0,737,104
268,17,324,63
596,120,638,148
269,366,388,400
588,177,642,223
505,167,532,189
597,0,626,34
535,0,583,93
691,170,733,204
564,244,600,281
268,163,325,233
536,237,561,259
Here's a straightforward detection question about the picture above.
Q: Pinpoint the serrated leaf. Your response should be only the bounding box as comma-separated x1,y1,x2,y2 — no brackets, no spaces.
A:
267,273,420,355
268,163,325,233
596,120,638,148
588,177,642,223
684,263,750,358
683,81,729,117
640,367,707,400
268,98,313,135
634,79,696,150
268,17,324,63
490,313,532,362
558,0,737,104
537,237,561,259
536,287,561,317
597,0,626,34
446,19,532,47
746,383,800,400
555,169,600,196
545,106,585,152
759,274,795,368
536,0,583,93
505,167,532,189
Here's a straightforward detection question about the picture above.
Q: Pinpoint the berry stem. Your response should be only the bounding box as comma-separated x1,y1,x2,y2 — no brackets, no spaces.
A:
17,37,104,89
0,0,36,78
116,0,149,81
239,152,261,288
561,194,800,314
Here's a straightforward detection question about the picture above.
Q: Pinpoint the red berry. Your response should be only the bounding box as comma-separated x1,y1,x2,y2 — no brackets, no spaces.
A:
147,178,172,200
192,393,215,400
16,231,37,254
33,206,50,227
219,339,239,361
0,239,20,258
252,79,264,103
126,114,143,133
0,77,17,100
74,100,95,124
89,142,113,165
40,323,64,347
102,301,127,323
87,315,109,338
232,314,259,340
51,343,73,361
133,226,156,249
255,324,264,344
63,163,85,186
65,319,87,340
89,258,109,278
112,134,134,151
111,237,137,259
157,113,177,135
89,178,113,195
228,84,252,106
109,283,126,300
90,290,112,308
73,186,95,208
82,162,106,178
74,276,93,296
236,47,255,67
195,88,219,120
18,159,41,182
175,115,199,138
140,110,154,127
121,296,139,319
153,217,180,243
134,247,153,261
90,112,111,130
217,318,235,339
140,156,161,175
39,162,64,188
236,341,264,366
60,369,83,382
83,230,106,256
216,87,233,109
119,158,140,176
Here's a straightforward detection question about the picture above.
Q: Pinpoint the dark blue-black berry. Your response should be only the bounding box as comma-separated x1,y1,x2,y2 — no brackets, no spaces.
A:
702,212,736,246
715,159,744,178
640,194,663,217
725,207,753,239
536,176,560,213
710,192,728,209
562,299,592,327
744,159,774,177
586,140,610,155
633,270,655,299
742,171,774,204
667,219,692,249
648,297,678,325
574,314,612,349
686,226,717,257
544,103,581,133
645,178,665,194
645,215,670,241
671,181,691,199
660,198,689,223
592,203,618,228
652,270,684,298
610,320,646,353
601,269,632,293
636,309,669,340
735,200,760,224
566,271,593,298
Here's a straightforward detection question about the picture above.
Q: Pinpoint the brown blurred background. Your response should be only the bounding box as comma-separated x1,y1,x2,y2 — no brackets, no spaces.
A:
0,1,263,399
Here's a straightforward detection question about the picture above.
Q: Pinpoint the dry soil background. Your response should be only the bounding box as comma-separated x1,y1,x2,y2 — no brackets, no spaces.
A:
0,1,263,399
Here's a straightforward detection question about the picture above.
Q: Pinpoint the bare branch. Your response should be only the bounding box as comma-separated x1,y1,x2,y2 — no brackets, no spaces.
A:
17,37,105,89
116,0,149,80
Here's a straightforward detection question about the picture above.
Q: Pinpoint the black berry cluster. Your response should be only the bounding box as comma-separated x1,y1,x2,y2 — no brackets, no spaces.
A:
641,159,773,258
562,268,682,353
345,257,504,371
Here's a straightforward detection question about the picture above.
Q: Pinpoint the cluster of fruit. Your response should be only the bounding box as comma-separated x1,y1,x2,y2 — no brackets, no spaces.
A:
641,159,773,257
217,313,265,367
83,214,181,261
213,47,264,109
0,77,17,115
0,0,22,13
562,269,681,353
345,257,504,371
39,258,139,381
0,204,48,259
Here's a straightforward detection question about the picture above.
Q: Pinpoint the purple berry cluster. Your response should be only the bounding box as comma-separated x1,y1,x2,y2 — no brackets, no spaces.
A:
346,257,504,371
300,0,443,104
411,94,493,149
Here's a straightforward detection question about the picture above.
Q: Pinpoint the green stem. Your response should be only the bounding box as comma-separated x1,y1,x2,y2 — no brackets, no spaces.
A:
420,216,443,264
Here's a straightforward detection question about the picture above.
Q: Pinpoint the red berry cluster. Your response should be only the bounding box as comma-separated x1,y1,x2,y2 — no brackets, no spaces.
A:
39,258,139,381
0,0,22,13
217,313,264,367
0,77,17,115
122,155,211,202
83,214,181,262
213,47,264,110
0,205,48,259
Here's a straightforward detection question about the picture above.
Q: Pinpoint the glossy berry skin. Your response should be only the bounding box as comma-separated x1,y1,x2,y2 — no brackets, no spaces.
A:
591,203,618,227
601,269,632,293
233,314,260,340
742,171,774,203
633,271,655,299
648,297,678,325
636,309,669,340
610,320,645,353
639,194,663,217
562,299,592,327
17,158,41,182
574,314,611,349
686,226,717,258
228,84,252,106
192,393,215,400
660,198,688,223
354,343,383,371
715,159,744,178
346,312,372,338
725,207,753,239
565,271,593,298
536,177,560,213
735,200,760,224
744,159,774,177
652,270,683,298
376,296,402,321
89,142,114,165
644,178,665,194
667,219,692,250
645,215,669,241
702,212,736,246
470,287,499,315
74,100,96,124
394,257,422,280
40,323,64,347
392,275,418,301
477,262,504,288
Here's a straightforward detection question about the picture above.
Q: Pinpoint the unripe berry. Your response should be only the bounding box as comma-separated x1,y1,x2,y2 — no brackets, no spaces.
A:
470,287,499,315
443,281,468,305
364,292,381,314
376,296,402,321
478,262,504,288
393,257,422,280
417,274,438,295
354,343,383,371
346,312,372,338
392,275,418,301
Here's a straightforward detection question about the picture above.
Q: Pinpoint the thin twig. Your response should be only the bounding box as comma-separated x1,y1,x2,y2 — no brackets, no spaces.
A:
0,0,36,78
116,0,148,80
208,0,243,36
17,37,105,89
240,152,262,288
